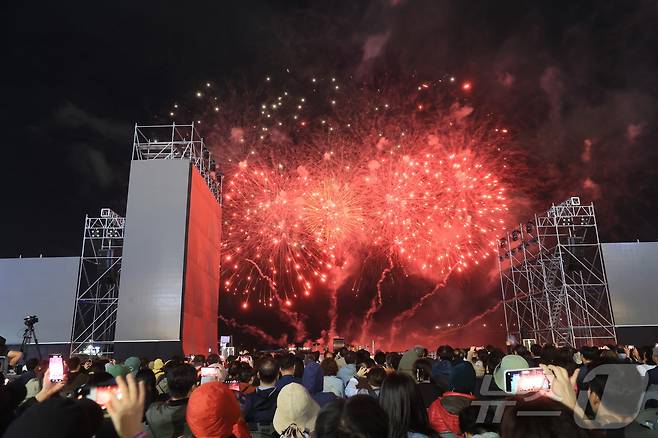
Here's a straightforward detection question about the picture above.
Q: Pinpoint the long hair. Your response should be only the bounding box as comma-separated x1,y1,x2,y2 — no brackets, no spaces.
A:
379,372,437,438
315,396,389,438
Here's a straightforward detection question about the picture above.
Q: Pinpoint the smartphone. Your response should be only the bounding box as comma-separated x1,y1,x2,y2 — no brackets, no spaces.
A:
88,385,121,409
200,367,220,384
505,367,550,394
225,380,240,391
49,354,65,382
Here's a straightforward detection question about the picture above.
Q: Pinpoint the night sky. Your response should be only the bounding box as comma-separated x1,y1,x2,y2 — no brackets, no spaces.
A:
4,1,658,346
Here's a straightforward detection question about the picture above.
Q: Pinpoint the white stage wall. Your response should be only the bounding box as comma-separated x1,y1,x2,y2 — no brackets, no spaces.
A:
0,256,79,344
602,242,658,327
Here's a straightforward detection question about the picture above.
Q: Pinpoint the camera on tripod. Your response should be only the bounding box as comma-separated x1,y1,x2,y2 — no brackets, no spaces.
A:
21,315,41,360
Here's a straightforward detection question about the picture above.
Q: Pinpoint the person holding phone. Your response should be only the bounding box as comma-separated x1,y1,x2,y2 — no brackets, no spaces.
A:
107,374,148,438
34,367,66,403
336,351,357,386
47,354,65,383
344,363,369,398
413,358,442,408
9,364,69,422
3,389,104,438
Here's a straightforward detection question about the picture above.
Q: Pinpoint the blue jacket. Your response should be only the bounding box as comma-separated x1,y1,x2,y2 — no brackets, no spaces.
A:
337,363,356,387
242,386,278,425
302,362,323,394
275,374,302,391
431,359,452,390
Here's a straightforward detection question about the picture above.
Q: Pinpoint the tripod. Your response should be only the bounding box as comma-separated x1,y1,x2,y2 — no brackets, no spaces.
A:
20,324,42,361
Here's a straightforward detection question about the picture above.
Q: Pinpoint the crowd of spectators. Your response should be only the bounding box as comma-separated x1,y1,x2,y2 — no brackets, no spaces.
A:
1,341,657,437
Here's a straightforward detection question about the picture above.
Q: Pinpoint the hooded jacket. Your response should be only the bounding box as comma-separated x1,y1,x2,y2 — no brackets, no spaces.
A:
427,361,477,437
427,391,476,437
397,350,420,381
431,359,452,390
186,382,250,438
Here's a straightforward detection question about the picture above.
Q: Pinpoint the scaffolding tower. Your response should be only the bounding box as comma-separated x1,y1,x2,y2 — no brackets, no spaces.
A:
132,123,222,202
69,123,222,355
70,208,125,355
498,197,617,347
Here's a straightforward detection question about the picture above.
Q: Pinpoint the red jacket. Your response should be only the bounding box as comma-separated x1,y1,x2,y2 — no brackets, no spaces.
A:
427,391,476,437
187,382,251,438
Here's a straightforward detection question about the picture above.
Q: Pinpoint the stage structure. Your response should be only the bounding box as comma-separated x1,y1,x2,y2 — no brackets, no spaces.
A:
70,208,125,355
498,197,617,347
113,123,222,358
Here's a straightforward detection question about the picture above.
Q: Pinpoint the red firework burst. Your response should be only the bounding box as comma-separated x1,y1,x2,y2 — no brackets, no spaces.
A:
175,75,515,307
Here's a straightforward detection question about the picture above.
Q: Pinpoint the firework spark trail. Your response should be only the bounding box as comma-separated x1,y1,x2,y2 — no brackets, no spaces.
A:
245,259,310,341
360,254,395,344
272,294,309,342
386,302,502,350
219,315,289,345
327,286,338,342
245,258,277,301
437,301,502,336
386,280,447,348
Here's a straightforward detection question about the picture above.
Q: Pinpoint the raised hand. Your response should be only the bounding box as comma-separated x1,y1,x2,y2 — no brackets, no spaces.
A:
35,368,67,402
106,373,146,438
539,364,579,410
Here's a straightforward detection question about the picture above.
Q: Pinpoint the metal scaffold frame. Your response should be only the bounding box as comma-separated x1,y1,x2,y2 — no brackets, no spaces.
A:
70,208,125,355
132,123,222,202
68,123,223,355
497,197,617,347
